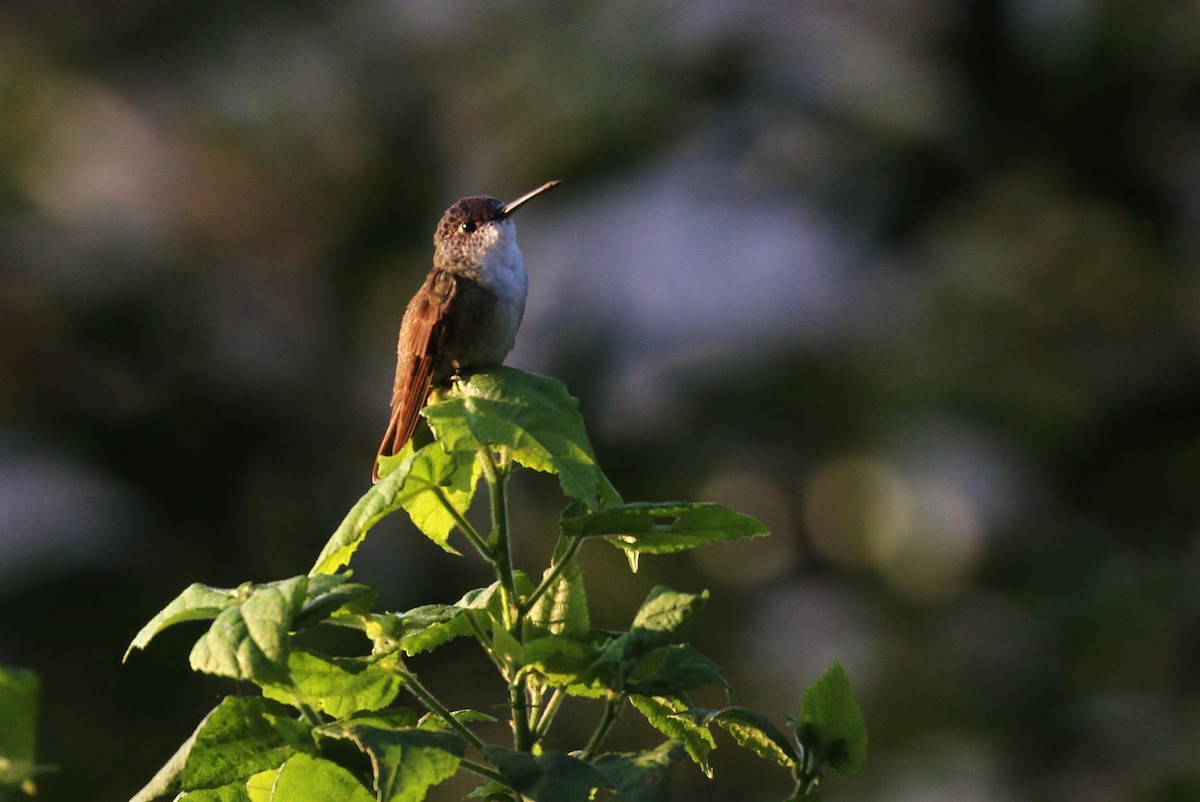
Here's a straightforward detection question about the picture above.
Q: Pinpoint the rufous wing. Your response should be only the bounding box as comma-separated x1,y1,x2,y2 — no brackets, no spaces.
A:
373,269,456,482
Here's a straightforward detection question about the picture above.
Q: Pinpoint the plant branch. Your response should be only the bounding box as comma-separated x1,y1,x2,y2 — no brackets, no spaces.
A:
431,486,492,561
296,702,323,728
395,664,487,752
466,613,509,674
530,686,566,742
479,446,534,752
459,758,507,785
480,448,518,630
509,673,533,752
581,695,624,760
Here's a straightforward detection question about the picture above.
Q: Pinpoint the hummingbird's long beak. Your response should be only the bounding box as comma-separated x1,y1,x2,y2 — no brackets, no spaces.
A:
501,180,561,217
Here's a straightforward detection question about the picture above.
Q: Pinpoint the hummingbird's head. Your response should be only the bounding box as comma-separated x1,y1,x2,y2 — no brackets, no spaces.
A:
432,181,560,272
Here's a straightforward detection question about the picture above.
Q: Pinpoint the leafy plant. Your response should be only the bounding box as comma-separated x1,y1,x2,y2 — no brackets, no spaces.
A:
125,367,865,801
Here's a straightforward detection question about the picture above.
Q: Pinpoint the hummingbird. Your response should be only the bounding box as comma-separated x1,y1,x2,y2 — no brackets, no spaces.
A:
373,180,561,481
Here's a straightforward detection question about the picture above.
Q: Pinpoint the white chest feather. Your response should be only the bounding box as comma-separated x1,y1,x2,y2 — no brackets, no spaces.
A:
476,219,529,306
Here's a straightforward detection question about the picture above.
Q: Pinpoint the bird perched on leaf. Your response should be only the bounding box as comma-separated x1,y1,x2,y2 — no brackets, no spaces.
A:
373,180,560,481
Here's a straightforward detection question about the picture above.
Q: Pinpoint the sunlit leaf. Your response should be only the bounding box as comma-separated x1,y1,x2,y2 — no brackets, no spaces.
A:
629,696,715,777
311,442,475,574
320,722,465,802
178,697,312,791
177,781,251,801
689,707,798,768
245,753,374,802
560,502,767,555
261,651,402,719
379,605,476,655
188,577,307,683
585,587,723,696
629,587,707,645
368,583,502,656
292,575,377,629
396,441,479,551
125,583,240,660
417,709,497,731
315,442,417,573
423,367,619,510
519,636,602,688
129,576,370,667
314,441,477,573
525,559,589,640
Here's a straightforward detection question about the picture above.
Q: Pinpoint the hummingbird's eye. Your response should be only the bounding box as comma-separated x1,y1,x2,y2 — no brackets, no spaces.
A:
459,220,478,233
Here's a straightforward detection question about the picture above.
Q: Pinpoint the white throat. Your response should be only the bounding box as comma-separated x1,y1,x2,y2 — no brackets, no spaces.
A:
477,219,529,304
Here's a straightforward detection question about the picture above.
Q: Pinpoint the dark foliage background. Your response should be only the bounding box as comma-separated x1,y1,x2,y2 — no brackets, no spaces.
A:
1,2,1198,800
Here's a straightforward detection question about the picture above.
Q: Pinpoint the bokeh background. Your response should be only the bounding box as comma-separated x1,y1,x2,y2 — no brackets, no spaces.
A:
2,1,1199,800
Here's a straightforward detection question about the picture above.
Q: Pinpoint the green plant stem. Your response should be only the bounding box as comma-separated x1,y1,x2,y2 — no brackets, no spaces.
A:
459,758,507,786
509,674,533,752
480,449,517,628
792,744,825,798
530,686,566,742
479,447,535,752
396,665,487,753
581,695,623,760
518,534,584,619
432,486,492,561
466,614,509,674
297,702,323,728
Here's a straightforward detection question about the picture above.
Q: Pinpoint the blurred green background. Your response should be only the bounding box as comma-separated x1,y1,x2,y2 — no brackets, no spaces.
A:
1,1,1198,800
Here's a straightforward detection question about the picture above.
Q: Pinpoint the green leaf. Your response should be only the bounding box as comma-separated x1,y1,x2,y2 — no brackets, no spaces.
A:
125,583,240,659
261,651,403,719
372,605,476,656
690,707,799,768
292,575,377,630
0,667,37,767
584,588,725,696
311,442,476,574
319,723,465,802
519,636,603,689
795,663,867,777
244,770,277,802
373,440,416,482
188,577,308,683
600,586,708,666
0,666,45,796
626,644,729,696
397,441,480,551
178,697,312,791
489,620,525,670
368,583,501,656
339,709,423,730
525,559,590,640
423,367,619,511
128,576,369,665
592,741,685,802
177,782,251,802
245,754,375,802
560,502,768,556
628,696,715,777
483,747,611,802
417,709,497,731
629,586,707,647
130,721,199,802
